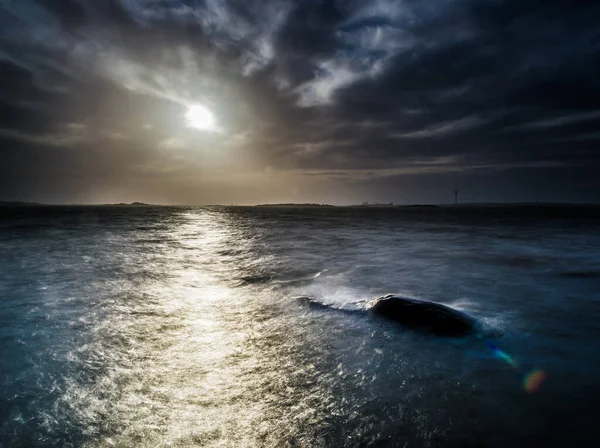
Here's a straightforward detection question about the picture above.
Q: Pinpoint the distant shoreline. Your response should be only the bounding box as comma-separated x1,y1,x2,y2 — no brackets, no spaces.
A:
0,201,154,207
2,201,599,208
254,203,336,208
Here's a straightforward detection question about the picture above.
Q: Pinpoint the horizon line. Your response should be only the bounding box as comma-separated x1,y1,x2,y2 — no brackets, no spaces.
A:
2,200,600,207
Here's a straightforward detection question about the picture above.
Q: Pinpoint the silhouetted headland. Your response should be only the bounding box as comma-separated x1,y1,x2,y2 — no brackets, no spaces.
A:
0,201,44,207
0,201,154,207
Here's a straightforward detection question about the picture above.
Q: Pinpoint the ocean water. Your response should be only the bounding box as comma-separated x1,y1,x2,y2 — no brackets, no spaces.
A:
1,206,599,447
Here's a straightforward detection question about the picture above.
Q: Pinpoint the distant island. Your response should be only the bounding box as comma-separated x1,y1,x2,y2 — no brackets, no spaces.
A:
255,203,336,207
357,202,395,207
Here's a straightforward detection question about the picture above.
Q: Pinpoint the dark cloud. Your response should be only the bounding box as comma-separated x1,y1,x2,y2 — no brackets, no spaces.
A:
0,0,599,204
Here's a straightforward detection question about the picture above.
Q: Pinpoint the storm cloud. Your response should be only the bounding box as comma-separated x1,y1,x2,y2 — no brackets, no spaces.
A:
1,0,599,204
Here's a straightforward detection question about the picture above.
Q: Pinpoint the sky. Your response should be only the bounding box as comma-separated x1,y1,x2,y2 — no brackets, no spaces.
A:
1,0,599,205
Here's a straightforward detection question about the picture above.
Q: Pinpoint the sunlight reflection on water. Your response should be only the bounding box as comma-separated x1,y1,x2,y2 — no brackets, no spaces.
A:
73,211,250,447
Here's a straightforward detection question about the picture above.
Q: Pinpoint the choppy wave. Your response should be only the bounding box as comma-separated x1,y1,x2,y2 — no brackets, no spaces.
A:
1,206,599,446
558,270,600,278
237,270,326,286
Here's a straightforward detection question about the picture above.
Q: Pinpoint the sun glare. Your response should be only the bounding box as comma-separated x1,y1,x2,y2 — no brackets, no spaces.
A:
185,104,217,132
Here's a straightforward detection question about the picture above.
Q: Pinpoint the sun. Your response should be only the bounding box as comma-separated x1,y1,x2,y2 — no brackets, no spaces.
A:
185,104,217,131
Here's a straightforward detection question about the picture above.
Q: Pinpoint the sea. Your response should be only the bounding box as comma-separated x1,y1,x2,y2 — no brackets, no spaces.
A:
1,205,599,447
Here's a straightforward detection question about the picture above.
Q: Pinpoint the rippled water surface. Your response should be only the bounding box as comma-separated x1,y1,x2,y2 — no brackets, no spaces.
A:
1,206,600,447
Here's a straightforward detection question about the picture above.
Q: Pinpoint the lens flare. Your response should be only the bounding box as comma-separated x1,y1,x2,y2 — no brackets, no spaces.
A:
486,341,519,368
483,339,546,393
524,370,547,393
